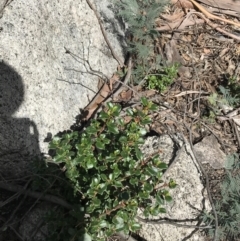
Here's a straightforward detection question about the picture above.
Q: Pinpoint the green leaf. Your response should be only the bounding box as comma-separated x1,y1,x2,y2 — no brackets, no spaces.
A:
65,168,79,179
117,118,125,126
159,207,167,213
98,183,108,194
113,180,123,188
129,178,138,186
119,136,128,143
100,174,108,182
96,140,105,150
130,222,141,232
99,111,109,120
99,165,108,171
139,191,149,199
86,204,95,213
141,97,148,106
109,173,113,180
150,207,160,216
158,162,168,169
113,215,126,231
169,179,177,189
90,177,99,187
87,160,94,169
112,104,122,116
113,168,121,178
121,149,129,158
86,125,98,135
140,117,152,125
135,146,143,160
129,160,136,170
143,208,150,217
165,195,172,202
89,223,99,234
140,174,147,181
103,137,111,145
134,169,141,176
86,157,97,169
113,215,124,225
126,109,134,116
107,102,114,109
143,182,153,192
149,103,158,111
117,210,129,221
136,137,145,145
107,122,119,134
49,137,61,149
74,155,85,164
53,154,66,163
99,220,108,228
139,128,147,136
106,155,116,162
156,192,164,205
145,165,159,176
92,197,101,207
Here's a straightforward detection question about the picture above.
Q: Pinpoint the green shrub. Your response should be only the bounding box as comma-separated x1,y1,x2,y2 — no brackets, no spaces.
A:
48,98,176,241
145,64,178,92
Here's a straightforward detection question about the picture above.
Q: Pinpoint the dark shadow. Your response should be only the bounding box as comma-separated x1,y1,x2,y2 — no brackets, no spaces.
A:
0,61,41,179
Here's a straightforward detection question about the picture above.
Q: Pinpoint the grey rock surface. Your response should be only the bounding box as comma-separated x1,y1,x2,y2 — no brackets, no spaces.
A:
0,0,124,177
139,135,211,241
194,135,226,169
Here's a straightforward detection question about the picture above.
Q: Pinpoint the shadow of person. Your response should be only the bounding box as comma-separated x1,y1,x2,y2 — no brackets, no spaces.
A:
0,62,41,179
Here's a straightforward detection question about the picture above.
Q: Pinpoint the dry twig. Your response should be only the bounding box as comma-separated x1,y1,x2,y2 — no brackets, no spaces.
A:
85,0,124,67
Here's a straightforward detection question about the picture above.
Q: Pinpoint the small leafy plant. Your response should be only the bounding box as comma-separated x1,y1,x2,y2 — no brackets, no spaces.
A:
208,85,240,108
146,64,178,92
48,98,176,241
